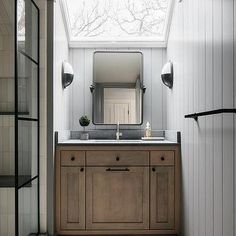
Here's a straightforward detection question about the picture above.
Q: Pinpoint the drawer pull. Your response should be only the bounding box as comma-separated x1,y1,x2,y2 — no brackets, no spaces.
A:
116,156,120,161
106,168,130,172
71,156,75,161
80,168,84,172
152,167,156,172
161,156,165,161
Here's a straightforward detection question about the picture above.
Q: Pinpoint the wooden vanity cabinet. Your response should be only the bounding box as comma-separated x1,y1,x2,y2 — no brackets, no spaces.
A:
56,146,180,235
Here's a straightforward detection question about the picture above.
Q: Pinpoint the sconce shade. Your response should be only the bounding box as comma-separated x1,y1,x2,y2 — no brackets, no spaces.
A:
161,61,173,89
62,61,74,89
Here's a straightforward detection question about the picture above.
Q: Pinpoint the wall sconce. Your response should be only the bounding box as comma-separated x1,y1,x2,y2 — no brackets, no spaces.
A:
62,61,74,89
161,61,173,89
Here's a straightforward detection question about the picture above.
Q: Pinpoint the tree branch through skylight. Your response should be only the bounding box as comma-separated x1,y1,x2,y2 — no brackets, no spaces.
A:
65,0,171,40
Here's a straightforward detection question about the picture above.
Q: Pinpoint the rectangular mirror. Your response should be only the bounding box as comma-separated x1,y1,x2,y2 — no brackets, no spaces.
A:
93,51,143,125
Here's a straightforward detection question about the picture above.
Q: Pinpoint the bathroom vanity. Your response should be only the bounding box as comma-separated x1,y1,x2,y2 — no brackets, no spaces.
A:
55,140,180,235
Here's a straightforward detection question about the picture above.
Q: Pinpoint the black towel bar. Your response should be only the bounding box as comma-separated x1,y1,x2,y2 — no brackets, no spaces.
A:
185,109,236,121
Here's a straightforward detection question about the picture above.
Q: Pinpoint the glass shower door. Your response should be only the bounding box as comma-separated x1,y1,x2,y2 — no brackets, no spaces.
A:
15,0,40,235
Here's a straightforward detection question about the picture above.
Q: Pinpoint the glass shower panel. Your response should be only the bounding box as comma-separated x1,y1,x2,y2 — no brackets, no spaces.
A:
17,0,38,62
16,0,39,235
18,178,38,236
18,120,38,187
17,53,38,119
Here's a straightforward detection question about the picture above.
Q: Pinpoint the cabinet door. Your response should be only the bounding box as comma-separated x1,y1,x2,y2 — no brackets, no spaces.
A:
61,167,85,230
150,166,175,229
86,167,149,230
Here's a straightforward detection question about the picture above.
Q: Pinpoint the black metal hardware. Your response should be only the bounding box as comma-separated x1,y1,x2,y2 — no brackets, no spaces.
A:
152,167,156,172
116,156,120,161
71,157,75,161
141,84,146,93
185,108,236,121
17,117,39,122
80,168,84,172
90,84,95,93
106,168,130,172
161,157,165,161
17,175,38,190
18,50,39,65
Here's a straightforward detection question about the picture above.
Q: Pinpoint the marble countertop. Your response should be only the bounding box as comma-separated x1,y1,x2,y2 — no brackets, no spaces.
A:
57,139,178,145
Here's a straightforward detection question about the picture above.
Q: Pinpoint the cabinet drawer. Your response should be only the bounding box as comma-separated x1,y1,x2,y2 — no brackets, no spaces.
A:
150,151,175,166
61,151,85,166
86,151,149,166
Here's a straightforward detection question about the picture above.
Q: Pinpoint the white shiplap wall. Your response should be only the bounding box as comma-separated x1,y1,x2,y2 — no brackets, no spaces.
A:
53,1,70,132
69,48,166,131
166,0,235,235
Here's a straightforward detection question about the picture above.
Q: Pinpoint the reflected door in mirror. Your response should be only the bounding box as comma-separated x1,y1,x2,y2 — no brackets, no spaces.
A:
93,51,143,125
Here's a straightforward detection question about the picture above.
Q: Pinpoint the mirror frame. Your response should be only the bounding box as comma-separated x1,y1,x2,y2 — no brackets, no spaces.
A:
92,51,144,126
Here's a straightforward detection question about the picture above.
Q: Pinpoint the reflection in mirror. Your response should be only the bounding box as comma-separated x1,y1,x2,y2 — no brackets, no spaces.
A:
93,52,143,125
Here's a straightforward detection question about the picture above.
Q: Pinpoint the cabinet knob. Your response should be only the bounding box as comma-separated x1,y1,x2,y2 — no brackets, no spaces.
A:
152,167,156,172
71,156,75,161
161,156,165,161
116,156,120,161
80,168,84,172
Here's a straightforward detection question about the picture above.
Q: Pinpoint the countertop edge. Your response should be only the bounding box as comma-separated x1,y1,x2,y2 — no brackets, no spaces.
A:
56,141,179,146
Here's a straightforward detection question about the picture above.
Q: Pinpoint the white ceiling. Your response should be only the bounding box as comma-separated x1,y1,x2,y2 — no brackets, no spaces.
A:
94,52,142,84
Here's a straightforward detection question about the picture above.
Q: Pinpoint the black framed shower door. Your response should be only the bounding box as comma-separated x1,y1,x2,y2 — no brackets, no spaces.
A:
15,0,40,235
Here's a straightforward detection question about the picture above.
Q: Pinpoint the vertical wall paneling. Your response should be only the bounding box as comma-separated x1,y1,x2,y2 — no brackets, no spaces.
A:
213,1,223,235
142,49,152,130
205,0,214,235
161,49,167,130
151,50,163,130
182,0,189,234
222,0,234,236
53,0,70,132
198,0,206,235
193,1,200,235
84,49,96,130
188,1,194,235
167,0,236,235
70,49,85,130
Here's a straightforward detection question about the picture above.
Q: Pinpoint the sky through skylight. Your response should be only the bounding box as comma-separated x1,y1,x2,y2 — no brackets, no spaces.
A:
64,0,171,40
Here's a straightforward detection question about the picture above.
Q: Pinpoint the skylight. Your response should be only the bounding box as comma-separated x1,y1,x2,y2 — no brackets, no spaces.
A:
61,0,173,47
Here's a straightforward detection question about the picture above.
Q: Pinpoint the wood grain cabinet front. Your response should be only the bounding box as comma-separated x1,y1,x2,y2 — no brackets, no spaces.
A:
60,167,85,230
86,151,149,166
61,150,85,166
86,166,149,230
150,166,175,230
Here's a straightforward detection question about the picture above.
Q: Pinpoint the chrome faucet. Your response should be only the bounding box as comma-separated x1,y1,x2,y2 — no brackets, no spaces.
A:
116,122,122,140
